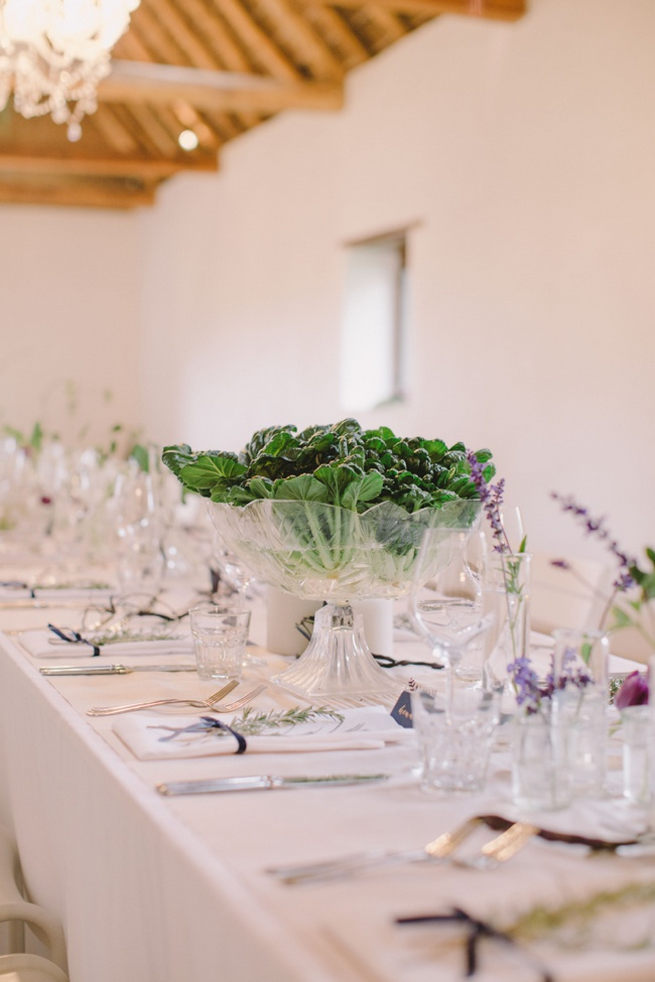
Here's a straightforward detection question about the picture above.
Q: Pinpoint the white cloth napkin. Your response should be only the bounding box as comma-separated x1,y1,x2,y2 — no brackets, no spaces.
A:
16,628,193,659
0,585,113,602
114,706,412,760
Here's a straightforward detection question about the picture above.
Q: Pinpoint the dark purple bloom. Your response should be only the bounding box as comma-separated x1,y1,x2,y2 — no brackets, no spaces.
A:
615,671,649,710
550,558,570,570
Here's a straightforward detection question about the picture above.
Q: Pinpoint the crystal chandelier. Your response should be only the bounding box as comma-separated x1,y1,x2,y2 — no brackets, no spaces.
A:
0,0,141,142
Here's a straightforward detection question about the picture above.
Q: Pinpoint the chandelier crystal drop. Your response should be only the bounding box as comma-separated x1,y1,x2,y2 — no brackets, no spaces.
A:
0,0,141,141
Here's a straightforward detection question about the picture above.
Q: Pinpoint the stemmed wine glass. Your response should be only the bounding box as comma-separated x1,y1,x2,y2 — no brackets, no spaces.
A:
410,526,495,715
110,463,165,598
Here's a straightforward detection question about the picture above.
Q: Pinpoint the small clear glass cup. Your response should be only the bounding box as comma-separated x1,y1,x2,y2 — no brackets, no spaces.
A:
411,682,501,793
619,705,650,804
512,705,573,811
190,603,251,680
551,628,609,798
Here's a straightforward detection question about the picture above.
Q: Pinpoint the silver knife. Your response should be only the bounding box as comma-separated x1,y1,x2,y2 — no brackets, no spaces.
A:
157,774,389,796
40,664,197,676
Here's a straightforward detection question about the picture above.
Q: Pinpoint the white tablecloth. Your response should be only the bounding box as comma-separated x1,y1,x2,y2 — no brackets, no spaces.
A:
0,602,654,981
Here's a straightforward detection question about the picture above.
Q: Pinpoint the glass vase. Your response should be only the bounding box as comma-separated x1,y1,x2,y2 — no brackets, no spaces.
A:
512,706,573,811
484,551,531,686
621,705,651,805
209,497,480,704
551,628,609,798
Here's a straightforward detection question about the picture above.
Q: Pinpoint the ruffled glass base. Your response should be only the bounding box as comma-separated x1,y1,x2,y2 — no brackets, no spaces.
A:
273,602,400,704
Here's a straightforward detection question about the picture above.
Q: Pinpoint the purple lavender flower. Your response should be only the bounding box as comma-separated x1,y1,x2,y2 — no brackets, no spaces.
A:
467,451,511,554
507,656,542,713
615,671,649,710
551,492,636,591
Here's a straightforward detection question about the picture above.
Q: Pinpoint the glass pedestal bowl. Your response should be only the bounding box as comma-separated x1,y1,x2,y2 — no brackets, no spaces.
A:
210,498,479,706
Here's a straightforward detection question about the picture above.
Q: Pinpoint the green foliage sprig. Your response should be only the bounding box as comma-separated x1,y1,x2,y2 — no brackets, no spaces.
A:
227,705,344,735
509,880,655,950
163,418,494,515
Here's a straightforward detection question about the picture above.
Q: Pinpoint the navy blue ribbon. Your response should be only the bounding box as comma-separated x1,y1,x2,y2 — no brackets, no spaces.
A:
395,908,553,981
1,580,36,598
157,716,247,754
47,623,101,657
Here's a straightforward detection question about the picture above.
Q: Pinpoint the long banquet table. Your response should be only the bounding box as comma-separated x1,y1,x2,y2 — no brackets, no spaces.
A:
1,595,655,982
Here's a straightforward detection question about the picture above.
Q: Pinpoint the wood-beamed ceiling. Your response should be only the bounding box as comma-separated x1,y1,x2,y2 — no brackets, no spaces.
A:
0,0,525,209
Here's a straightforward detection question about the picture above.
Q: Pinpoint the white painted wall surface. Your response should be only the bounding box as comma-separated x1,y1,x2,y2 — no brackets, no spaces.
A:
0,0,651,571
140,0,655,564
0,206,143,445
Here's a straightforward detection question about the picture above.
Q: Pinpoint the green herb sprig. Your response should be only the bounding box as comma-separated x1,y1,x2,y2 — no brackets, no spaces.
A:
509,880,655,950
227,705,344,735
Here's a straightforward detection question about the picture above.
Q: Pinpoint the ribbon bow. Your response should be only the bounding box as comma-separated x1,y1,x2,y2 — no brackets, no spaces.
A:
395,907,553,981
154,716,247,754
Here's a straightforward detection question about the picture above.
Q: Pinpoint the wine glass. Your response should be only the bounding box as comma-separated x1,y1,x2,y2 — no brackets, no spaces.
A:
110,463,165,597
410,526,495,716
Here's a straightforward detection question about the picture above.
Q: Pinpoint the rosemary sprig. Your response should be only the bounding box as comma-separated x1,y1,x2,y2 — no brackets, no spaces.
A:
227,705,344,735
89,630,180,645
509,880,655,949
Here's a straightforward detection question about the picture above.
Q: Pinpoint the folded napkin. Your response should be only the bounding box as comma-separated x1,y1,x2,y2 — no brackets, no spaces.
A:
484,794,648,847
114,706,412,760
0,584,113,602
16,628,192,660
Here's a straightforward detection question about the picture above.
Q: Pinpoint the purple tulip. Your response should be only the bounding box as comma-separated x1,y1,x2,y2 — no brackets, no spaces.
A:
615,670,649,710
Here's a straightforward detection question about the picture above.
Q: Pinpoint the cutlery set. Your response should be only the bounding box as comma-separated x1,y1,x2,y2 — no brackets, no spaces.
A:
41,663,197,676
266,815,540,884
157,773,389,796
86,680,268,716
264,811,641,885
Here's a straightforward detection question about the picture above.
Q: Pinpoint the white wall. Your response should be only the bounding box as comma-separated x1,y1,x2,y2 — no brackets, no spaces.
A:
140,0,655,565
0,206,144,446
0,0,651,571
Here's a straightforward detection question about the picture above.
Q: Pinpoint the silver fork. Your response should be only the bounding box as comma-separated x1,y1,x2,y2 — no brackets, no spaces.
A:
455,821,538,870
86,679,239,716
204,683,267,713
266,814,487,885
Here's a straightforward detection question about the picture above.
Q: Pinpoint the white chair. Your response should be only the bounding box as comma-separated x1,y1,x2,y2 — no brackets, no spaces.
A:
0,953,68,981
530,554,652,664
0,826,67,974
530,553,612,636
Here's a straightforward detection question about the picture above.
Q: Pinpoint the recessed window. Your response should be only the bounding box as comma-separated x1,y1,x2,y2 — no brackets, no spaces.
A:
339,231,407,412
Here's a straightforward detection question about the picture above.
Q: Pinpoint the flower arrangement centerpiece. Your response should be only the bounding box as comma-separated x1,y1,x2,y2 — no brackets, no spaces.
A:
551,493,655,708
163,419,492,703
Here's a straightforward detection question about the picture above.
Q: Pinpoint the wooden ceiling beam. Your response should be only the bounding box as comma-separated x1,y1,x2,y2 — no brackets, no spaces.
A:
164,0,263,129
87,108,140,155
251,0,345,80
205,0,301,80
175,0,253,74
361,5,405,43
129,5,189,65
99,61,343,112
0,180,156,210
122,102,181,155
152,0,231,70
299,5,370,68
113,22,156,61
0,153,217,177
312,0,525,18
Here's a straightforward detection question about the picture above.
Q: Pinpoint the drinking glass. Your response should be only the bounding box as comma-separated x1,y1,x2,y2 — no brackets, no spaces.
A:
411,682,501,792
111,464,165,595
551,628,609,798
482,551,532,689
410,527,494,712
190,603,251,680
